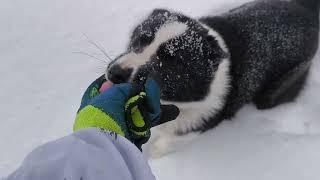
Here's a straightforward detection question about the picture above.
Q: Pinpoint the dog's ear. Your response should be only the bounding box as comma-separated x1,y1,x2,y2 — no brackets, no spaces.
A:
150,8,171,17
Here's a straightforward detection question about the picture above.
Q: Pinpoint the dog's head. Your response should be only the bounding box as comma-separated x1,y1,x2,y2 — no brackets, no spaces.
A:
106,9,229,103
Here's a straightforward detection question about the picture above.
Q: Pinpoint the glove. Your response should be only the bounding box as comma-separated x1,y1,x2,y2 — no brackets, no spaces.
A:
73,75,180,149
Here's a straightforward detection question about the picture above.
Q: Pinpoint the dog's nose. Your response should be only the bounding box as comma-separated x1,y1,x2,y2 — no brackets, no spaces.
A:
107,65,133,84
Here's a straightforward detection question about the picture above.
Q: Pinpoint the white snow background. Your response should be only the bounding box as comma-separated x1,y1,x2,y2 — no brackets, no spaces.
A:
1,0,320,179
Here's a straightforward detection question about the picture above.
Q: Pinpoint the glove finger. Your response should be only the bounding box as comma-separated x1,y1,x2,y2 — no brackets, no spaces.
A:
144,78,161,115
151,104,180,127
144,72,180,126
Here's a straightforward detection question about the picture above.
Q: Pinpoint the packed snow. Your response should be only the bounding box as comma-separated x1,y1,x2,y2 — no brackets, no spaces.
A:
1,0,320,179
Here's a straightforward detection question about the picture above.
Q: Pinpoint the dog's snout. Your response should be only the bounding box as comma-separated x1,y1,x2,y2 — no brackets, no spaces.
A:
107,65,133,84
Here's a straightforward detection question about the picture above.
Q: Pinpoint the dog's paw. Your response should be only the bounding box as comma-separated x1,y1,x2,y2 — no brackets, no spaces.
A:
145,134,177,159
143,130,200,159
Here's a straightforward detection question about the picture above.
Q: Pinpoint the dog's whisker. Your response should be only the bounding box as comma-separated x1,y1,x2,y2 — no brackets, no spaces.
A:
89,41,113,62
72,51,108,64
82,33,113,63
97,66,107,70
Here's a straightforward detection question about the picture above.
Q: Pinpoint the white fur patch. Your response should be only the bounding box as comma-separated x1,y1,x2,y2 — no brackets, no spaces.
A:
161,58,231,133
114,22,188,71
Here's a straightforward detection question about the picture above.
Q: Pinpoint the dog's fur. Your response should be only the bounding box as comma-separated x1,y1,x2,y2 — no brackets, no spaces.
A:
106,0,320,157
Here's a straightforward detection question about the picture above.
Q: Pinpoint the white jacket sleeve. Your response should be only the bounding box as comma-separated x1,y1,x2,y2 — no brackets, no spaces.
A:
5,128,156,180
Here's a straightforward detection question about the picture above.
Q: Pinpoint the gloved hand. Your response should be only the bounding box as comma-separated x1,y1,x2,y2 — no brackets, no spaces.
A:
73,75,180,149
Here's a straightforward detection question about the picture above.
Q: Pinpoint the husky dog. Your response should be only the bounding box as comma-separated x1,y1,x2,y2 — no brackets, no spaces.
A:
106,0,320,157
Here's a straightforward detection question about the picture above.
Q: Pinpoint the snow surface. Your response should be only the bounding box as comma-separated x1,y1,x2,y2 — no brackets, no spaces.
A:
1,0,320,179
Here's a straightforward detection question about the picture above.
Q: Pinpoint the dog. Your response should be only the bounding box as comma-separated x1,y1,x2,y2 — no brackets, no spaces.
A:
106,0,320,158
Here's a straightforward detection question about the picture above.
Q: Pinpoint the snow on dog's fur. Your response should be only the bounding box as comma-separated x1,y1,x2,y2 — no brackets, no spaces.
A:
106,0,320,157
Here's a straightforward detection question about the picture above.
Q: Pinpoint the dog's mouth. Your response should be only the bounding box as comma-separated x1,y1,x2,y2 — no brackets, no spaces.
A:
99,80,113,93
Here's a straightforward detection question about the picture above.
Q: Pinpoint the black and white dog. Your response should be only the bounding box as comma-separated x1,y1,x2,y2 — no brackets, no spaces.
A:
106,0,320,157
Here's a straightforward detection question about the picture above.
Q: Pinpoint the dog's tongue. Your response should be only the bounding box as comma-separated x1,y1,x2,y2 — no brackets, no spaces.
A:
99,81,113,93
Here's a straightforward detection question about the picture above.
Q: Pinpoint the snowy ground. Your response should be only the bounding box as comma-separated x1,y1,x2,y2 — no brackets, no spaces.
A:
1,0,320,179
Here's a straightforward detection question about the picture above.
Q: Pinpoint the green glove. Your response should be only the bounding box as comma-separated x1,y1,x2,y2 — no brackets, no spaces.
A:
73,75,180,149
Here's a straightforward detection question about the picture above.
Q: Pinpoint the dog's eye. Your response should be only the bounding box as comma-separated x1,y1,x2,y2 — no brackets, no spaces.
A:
130,34,154,53
157,45,175,60
139,34,153,46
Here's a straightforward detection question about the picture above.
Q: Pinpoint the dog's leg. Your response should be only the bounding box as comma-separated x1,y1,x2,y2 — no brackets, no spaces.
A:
144,120,200,159
254,61,311,109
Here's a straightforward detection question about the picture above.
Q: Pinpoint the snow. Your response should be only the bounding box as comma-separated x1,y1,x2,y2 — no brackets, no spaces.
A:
1,0,320,179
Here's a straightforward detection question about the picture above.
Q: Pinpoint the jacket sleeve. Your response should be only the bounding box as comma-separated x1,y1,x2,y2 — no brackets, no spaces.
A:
5,128,156,180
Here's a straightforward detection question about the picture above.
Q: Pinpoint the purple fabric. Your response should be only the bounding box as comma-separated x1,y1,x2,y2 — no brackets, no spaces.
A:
6,128,155,180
